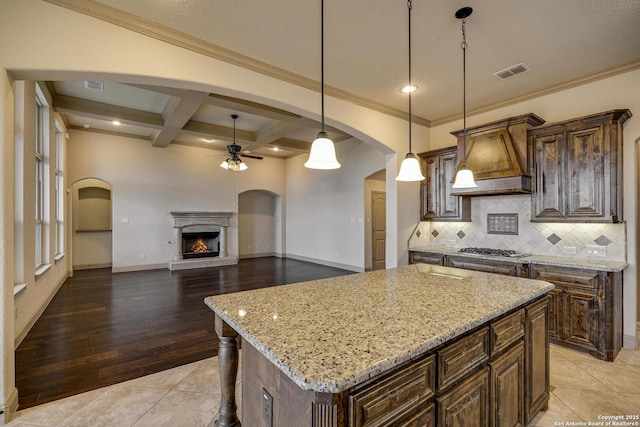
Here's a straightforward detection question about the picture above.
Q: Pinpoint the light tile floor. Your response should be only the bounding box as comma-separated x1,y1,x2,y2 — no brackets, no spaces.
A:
7,331,640,427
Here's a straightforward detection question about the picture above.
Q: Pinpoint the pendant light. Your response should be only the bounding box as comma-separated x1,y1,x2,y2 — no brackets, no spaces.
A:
220,114,248,172
452,7,478,189
396,0,425,182
304,0,341,170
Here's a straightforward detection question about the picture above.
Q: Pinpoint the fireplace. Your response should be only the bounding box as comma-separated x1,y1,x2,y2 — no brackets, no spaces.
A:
182,232,220,259
168,211,237,270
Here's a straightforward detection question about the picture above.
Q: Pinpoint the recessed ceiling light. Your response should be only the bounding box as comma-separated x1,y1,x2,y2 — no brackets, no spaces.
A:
273,147,279,151
83,124,91,129
400,85,418,94
203,138,215,143
111,120,122,126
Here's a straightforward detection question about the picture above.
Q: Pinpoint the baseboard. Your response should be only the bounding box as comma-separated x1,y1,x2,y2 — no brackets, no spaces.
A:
73,262,112,270
1,387,18,423
285,254,363,273
623,333,638,350
111,263,167,273
239,252,277,259
15,273,68,348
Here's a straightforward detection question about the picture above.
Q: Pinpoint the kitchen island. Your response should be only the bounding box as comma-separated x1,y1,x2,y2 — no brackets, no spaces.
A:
205,263,554,426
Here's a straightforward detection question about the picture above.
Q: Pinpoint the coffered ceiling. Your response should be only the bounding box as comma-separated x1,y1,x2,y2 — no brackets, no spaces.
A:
43,0,640,159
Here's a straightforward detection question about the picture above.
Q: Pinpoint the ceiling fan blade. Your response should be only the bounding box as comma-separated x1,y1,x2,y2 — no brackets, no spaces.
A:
240,154,263,160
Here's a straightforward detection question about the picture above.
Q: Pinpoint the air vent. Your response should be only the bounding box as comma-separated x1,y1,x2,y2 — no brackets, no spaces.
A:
84,80,104,91
492,63,529,80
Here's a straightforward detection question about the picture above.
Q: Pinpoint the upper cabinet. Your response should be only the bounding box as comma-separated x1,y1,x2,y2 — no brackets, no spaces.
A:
419,147,470,221
528,110,631,223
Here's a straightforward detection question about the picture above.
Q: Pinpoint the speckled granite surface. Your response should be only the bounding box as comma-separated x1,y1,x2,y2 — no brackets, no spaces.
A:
204,264,553,393
410,246,627,272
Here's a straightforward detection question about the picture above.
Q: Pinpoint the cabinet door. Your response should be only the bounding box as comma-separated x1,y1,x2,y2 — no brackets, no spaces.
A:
524,298,549,425
490,342,525,427
566,126,605,219
563,289,599,352
439,151,460,218
421,156,439,219
532,133,565,220
547,289,562,340
437,367,489,427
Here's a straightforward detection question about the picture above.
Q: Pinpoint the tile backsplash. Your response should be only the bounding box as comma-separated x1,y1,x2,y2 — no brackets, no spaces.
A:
409,195,626,261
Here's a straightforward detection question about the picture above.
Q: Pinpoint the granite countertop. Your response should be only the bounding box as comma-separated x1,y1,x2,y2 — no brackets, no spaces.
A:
205,264,553,394
409,246,627,272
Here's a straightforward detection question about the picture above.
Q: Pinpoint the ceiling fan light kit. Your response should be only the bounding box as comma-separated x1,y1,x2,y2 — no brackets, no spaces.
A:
305,0,341,170
220,114,248,172
395,0,425,182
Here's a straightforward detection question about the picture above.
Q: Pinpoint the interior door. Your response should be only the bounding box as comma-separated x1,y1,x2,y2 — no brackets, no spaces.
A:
371,191,386,271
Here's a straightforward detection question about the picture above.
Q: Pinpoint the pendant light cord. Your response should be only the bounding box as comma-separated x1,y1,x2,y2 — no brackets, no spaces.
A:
320,0,326,134
461,16,468,168
407,0,412,154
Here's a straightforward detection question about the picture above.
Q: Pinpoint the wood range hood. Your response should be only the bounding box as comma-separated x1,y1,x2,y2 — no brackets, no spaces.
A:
450,113,545,196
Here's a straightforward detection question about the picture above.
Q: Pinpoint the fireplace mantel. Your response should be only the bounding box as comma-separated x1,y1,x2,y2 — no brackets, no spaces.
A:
168,211,237,270
169,211,233,228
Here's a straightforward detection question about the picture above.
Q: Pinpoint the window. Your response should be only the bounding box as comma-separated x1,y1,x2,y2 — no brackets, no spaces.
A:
35,87,49,271
54,122,65,258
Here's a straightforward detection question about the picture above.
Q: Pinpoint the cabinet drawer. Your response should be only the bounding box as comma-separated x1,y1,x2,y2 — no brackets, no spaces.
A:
446,255,527,277
438,327,490,390
349,355,435,427
409,251,444,265
530,265,599,290
490,309,525,355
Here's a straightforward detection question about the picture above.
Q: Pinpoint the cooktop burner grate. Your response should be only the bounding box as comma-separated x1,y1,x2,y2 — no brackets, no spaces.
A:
458,247,527,257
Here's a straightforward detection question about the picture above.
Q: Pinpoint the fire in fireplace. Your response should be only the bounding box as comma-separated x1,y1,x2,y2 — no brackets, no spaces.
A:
182,232,220,259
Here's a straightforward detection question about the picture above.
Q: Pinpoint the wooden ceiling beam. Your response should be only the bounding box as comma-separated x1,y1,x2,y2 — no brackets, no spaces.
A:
181,120,256,143
152,91,210,147
53,94,164,128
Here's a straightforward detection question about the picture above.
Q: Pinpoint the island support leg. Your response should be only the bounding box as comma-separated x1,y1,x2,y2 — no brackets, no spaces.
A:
215,314,241,427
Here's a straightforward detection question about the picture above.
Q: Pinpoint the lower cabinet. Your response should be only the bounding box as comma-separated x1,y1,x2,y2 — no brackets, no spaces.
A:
490,342,525,427
530,263,622,361
437,367,490,427
525,297,550,424
348,298,548,427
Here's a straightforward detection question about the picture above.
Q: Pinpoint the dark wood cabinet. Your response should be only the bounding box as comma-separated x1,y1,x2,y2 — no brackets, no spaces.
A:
446,255,529,277
524,297,549,425
437,367,490,427
408,250,444,266
528,109,631,222
530,264,622,362
490,341,525,427
346,299,548,427
419,147,470,221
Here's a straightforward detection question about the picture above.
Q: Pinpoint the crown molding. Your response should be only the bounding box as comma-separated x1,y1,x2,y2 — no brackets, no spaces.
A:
431,59,640,127
43,0,431,128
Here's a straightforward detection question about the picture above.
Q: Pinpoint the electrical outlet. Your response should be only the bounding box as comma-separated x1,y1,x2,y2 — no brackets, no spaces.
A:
139,252,145,259
595,246,607,257
262,388,273,427
562,246,577,255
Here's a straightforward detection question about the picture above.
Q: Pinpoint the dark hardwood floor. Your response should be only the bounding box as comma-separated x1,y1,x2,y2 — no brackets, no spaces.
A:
15,257,354,409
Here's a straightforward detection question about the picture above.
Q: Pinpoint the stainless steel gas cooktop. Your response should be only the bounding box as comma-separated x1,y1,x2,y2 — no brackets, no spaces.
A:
458,247,528,258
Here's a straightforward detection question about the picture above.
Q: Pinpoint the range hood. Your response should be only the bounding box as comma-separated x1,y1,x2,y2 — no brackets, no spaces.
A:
450,113,545,196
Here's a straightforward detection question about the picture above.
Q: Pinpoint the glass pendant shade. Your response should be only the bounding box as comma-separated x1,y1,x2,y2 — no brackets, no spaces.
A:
396,153,425,182
452,167,477,188
304,131,341,169
220,158,247,171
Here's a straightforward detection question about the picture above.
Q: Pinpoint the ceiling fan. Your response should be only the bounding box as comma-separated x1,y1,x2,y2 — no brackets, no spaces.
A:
220,114,263,171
